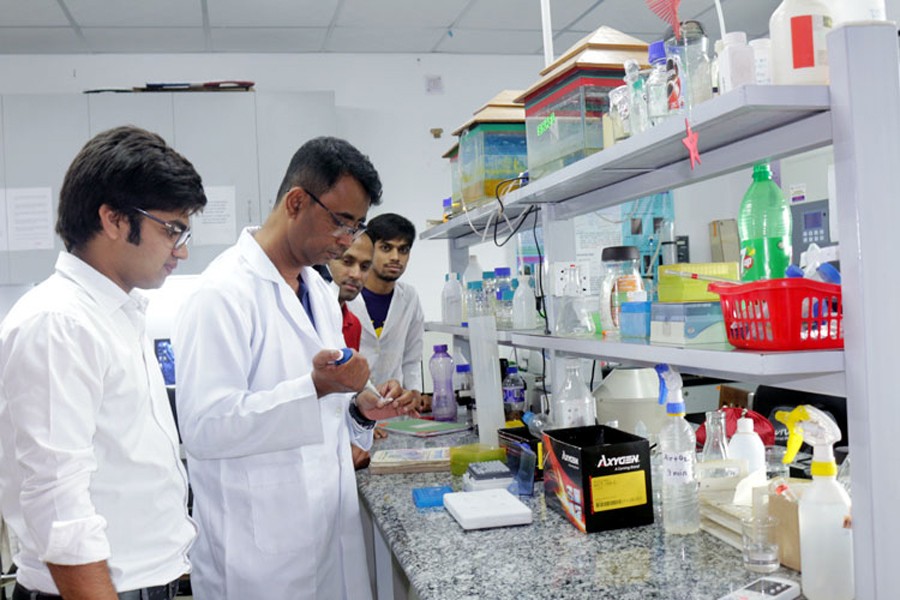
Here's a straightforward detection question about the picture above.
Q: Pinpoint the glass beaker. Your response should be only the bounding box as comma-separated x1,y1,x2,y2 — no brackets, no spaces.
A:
554,263,595,337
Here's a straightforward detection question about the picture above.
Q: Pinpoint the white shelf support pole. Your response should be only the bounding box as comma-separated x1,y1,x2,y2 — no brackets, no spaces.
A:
539,0,554,68
829,22,900,599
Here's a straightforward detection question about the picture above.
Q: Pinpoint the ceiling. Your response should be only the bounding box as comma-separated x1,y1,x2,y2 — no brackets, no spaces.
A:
0,0,780,55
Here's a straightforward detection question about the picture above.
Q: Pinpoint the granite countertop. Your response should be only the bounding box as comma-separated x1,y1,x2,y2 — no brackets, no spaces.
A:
356,425,802,600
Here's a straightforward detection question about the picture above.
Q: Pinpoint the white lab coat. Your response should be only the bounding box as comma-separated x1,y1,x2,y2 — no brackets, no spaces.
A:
173,228,373,600
348,281,425,391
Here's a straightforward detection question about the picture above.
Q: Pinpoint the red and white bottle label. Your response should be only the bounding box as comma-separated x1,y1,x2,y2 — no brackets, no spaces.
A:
790,14,832,69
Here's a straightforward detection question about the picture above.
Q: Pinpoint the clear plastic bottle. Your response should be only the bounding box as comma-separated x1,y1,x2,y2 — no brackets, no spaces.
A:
502,365,526,421
454,363,474,406
749,38,772,85
441,272,463,325
493,267,513,298
495,288,514,329
522,410,550,438
429,344,456,422
462,255,483,287
624,59,649,135
727,417,766,474
769,0,833,85
646,40,670,126
718,31,756,94
738,162,792,281
656,364,700,534
512,274,540,330
481,271,497,316
463,280,489,320
552,361,596,428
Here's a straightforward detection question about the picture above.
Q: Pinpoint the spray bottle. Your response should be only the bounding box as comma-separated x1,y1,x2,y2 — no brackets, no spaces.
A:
776,405,853,600
655,364,700,534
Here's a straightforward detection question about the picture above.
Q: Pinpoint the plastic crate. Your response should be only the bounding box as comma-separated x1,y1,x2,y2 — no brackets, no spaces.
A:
707,279,843,350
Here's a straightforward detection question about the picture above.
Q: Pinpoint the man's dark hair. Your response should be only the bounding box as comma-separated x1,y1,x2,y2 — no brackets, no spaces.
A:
56,126,207,251
275,136,382,208
366,213,416,247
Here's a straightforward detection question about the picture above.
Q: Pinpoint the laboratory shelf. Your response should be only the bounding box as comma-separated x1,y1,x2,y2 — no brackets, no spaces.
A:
421,84,831,241
510,332,845,396
424,321,514,344
427,321,845,395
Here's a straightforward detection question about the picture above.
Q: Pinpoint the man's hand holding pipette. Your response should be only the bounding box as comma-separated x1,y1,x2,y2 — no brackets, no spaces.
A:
354,378,419,420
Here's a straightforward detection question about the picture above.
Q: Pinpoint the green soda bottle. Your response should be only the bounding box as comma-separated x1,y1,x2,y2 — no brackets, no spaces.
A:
738,162,792,281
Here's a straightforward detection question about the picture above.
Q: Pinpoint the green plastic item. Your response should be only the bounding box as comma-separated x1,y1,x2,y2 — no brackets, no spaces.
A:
737,162,792,281
449,443,507,476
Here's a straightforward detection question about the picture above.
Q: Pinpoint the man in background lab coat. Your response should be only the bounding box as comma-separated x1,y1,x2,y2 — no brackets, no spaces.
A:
348,213,426,407
173,137,415,600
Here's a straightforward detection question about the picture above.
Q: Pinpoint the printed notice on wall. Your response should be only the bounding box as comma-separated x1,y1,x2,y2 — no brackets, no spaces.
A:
574,209,622,294
193,186,237,246
0,189,8,252
6,188,54,251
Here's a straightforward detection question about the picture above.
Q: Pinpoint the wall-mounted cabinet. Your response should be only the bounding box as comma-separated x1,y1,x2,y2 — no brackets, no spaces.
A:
0,91,338,284
1,94,90,285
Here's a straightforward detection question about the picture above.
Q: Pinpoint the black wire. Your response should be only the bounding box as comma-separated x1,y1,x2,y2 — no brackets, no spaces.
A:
590,360,597,390
532,211,549,334
493,205,537,247
493,175,528,212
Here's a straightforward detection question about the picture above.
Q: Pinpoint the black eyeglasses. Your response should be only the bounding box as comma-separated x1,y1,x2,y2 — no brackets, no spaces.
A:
305,189,367,240
133,208,192,249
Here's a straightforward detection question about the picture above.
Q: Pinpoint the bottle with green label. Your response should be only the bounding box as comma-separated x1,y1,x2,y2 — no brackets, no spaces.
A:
738,162,792,281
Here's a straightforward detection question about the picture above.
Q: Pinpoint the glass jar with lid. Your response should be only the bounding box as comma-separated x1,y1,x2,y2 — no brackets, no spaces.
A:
599,245,645,333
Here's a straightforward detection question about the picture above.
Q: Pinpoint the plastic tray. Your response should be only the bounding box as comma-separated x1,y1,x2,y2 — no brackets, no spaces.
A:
708,278,843,350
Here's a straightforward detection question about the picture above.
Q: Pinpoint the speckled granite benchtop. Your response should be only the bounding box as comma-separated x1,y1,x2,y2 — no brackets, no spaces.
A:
356,428,802,600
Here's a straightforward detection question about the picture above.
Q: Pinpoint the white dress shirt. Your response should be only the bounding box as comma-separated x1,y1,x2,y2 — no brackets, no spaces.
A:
0,252,196,594
174,228,372,600
348,281,425,390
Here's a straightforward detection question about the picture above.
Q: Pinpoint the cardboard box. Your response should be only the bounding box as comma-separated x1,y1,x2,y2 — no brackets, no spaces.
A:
543,425,653,533
498,426,543,481
710,219,741,263
769,491,802,571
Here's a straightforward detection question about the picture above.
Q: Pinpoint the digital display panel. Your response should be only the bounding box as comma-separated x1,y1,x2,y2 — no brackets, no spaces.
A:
803,210,823,230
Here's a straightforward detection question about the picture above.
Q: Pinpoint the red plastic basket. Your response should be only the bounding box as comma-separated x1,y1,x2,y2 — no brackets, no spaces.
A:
707,279,843,351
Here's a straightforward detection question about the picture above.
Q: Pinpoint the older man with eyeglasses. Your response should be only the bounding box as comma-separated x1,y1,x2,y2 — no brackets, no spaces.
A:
173,137,416,600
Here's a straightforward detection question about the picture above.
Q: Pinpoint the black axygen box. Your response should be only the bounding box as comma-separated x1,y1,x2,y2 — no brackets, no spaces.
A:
543,425,653,533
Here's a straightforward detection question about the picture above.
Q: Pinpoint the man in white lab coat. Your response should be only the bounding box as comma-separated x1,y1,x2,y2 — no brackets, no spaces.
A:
348,213,426,406
173,137,415,600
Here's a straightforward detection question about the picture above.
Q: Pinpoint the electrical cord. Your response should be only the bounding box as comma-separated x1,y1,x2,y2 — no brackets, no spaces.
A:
493,205,537,247
532,207,549,334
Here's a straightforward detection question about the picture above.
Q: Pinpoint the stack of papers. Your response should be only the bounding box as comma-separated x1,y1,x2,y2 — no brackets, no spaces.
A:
369,447,451,474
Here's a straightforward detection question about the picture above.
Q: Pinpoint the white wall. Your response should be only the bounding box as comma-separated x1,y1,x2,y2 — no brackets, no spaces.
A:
0,53,538,322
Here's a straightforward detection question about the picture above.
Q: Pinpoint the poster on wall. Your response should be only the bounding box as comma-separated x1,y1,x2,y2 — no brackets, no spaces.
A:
193,185,237,246
574,208,622,293
5,188,54,251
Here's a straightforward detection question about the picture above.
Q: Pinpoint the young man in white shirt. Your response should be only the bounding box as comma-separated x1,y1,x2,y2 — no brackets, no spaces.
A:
348,213,426,408
0,126,206,600
173,137,416,600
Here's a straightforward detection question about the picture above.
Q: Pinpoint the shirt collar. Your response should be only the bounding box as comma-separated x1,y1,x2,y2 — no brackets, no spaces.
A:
54,251,148,315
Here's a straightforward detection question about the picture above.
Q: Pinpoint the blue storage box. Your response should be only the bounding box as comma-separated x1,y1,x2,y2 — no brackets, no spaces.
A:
619,301,652,338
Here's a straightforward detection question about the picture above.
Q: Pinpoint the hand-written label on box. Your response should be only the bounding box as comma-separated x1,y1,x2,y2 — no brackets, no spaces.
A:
662,451,695,484
589,470,648,513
